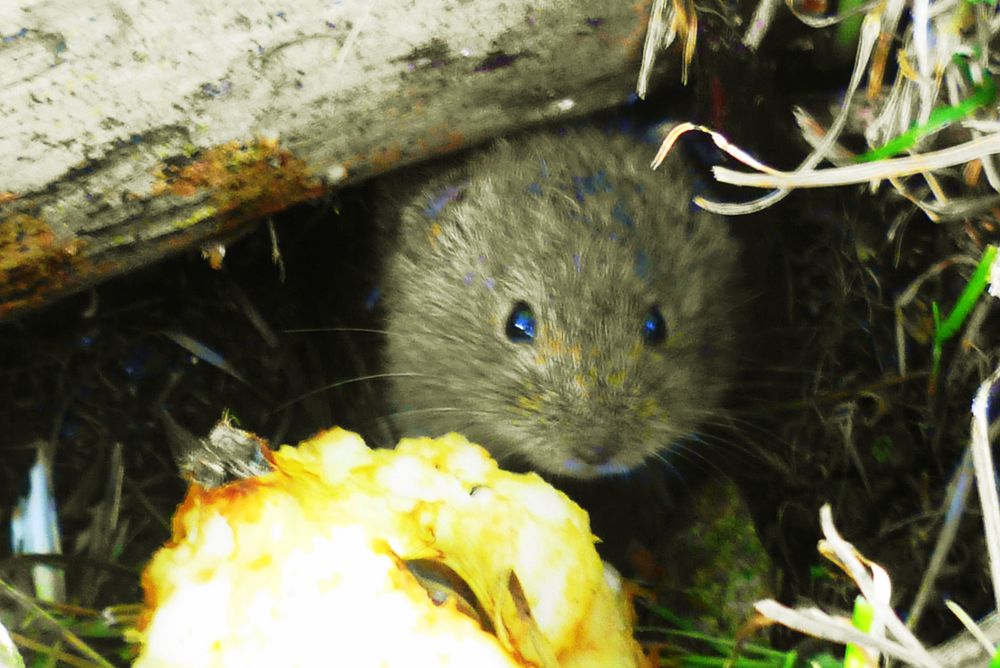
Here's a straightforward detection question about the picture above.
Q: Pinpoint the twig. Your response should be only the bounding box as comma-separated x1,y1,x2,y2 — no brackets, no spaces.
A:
712,132,1000,189
906,448,974,631
970,363,1000,608
819,505,943,667
753,600,934,665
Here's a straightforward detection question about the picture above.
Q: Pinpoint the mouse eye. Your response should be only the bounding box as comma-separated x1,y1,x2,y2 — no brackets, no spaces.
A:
505,302,536,343
642,305,667,345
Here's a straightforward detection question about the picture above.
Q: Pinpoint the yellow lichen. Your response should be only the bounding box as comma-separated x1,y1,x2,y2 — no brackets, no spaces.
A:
152,138,325,219
0,213,84,318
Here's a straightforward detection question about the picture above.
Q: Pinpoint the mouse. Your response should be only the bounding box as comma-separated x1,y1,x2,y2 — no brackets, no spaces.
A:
374,126,742,480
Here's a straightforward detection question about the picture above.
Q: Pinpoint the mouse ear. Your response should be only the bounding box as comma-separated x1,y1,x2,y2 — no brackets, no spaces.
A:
419,182,470,221
375,161,468,235
374,165,440,222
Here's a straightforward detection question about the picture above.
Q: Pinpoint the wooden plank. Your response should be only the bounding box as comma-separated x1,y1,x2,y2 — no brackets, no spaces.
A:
0,0,667,319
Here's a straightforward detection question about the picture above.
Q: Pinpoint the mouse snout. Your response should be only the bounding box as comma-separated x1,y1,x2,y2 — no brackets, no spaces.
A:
573,441,614,466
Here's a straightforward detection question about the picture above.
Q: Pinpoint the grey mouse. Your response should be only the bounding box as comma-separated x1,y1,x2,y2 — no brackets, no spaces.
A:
375,126,742,479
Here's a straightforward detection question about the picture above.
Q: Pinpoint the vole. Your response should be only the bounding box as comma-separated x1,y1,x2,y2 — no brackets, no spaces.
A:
375,126,741,480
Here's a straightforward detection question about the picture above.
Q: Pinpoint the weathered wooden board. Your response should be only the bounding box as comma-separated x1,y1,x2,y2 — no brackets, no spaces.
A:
0,0,669,320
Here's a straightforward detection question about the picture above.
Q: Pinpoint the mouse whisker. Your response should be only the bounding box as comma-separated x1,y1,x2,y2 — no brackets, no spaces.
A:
383,405,523,422
274,372,429,411
690,410,788,443
681,428,762,461
288,324,481,348
284,326,392,336
667,434,722,472
657,441,724,479
644,459,693,498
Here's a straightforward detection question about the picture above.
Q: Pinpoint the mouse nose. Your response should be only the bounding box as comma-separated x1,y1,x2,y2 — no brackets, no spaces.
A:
575,442,613,466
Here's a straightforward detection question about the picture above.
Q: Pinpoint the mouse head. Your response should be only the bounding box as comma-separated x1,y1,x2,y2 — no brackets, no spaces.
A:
379,129,741,479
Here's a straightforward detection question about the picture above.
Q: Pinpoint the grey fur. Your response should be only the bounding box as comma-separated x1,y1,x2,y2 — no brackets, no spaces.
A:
376,127,741,479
